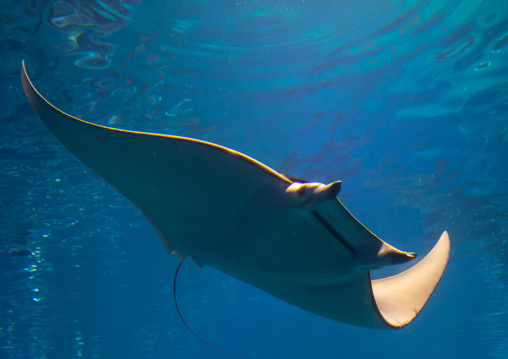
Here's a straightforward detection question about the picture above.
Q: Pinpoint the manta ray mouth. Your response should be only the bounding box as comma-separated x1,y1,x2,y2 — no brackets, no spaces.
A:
311,210,356,256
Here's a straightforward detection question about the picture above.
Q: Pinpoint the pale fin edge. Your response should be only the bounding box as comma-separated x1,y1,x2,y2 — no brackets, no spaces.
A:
371,231,450,329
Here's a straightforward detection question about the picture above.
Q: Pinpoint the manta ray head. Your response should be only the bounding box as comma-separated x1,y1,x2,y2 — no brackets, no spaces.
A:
285,181,342,209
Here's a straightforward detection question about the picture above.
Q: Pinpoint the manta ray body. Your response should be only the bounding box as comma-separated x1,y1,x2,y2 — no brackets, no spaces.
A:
21,61,449,330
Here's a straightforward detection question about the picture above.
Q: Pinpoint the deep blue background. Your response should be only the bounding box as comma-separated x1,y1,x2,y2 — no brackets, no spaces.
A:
1,1,508,358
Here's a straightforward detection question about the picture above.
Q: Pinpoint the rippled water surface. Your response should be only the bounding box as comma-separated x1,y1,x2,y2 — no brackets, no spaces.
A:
1,1,508,358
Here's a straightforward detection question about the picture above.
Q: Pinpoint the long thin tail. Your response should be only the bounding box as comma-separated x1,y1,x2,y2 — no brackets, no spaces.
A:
173,258,246,359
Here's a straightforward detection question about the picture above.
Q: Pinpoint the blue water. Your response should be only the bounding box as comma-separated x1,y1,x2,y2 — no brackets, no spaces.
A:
1,0,508,358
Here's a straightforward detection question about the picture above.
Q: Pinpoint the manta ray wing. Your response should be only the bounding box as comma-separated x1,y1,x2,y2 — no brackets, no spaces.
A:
21,61,450,329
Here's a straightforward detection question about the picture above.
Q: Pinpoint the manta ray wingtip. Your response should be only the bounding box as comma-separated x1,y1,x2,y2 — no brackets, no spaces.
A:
371,231,450,329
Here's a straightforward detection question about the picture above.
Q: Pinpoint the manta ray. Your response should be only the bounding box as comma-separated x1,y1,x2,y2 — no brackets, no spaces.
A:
21,61,449,331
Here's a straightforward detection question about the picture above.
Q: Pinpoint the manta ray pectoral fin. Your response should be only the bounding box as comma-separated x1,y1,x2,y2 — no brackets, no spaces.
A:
371,231,450,328
283,174,308,183
190,256,205,268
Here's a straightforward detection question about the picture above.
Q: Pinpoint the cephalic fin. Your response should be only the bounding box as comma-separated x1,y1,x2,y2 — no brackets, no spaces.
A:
355,242,416,270
378,242,417,264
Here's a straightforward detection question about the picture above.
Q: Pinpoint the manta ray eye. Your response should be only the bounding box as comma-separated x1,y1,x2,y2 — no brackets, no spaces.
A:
297,186,306,195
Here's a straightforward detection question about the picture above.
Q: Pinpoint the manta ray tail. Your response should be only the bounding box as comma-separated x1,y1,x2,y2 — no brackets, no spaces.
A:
173,258,246,359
